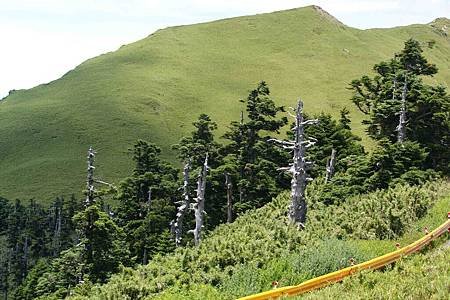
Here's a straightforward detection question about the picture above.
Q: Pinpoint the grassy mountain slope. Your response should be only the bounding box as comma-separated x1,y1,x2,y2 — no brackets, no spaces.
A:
1,6,449,201
64,181,450,299
300,246,449,299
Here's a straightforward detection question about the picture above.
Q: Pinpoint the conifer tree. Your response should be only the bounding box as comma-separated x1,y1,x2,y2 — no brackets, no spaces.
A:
116,140,178,263
222,82,289,216
298,112,364,178
350,38,450,171
72,205,128,283
173,114,220,167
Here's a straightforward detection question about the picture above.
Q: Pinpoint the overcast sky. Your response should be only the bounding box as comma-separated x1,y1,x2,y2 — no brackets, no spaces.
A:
0,0,448,98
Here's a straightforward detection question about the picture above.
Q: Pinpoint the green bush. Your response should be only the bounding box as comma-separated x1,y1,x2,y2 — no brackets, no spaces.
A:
220,238,370,299
308,180,450,240
68,180,450,299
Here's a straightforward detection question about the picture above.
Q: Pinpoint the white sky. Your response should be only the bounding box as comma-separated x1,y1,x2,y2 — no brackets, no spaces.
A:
0,0,449,98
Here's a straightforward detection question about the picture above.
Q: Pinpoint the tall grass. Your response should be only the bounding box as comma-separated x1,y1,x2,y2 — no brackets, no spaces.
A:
299,246,450,300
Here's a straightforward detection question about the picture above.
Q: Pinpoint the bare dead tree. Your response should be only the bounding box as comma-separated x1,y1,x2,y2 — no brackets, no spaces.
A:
85,147,96,207
84,147,116,207
269,100,318,228
396,73,408,143
172,160,191,247
189,153,208,246
238,111,244,206
325,149,337,183
23,235,28,279
225,172,233,223
53,204,62,256
141,186,153,264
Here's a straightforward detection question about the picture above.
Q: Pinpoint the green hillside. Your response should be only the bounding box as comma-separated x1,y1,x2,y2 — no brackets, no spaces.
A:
1,5,449,201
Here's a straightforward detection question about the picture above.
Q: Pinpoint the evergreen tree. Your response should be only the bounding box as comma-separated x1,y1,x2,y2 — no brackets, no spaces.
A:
299,111,365,178
315,140,435,205
0,239,9,300
5,200,27,292
173,114,220,167
73,205,128,283
0,197,10,235
116,140,178,264
350,38,450,172
222,81,290,216
13,259,50,300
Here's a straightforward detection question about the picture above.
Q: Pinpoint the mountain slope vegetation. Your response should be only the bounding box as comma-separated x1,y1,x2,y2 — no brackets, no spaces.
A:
61,181,450,299
1,6,449,201
299,246,449,299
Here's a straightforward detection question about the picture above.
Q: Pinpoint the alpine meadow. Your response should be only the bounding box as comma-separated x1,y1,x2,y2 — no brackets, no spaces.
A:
1,6,449,201
1,4,450,300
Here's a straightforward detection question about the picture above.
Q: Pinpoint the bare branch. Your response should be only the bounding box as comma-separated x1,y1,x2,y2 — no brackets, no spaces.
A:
268,138,295,146
94,179,116,189
325,149,337,183
301,119,319,126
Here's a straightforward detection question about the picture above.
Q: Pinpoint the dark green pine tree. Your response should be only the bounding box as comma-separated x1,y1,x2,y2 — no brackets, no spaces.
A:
25,199,49,260
47,195,80,257
299,109,365,179
222,81,290,216
116,140,178,264
27,204,129,299
350,38,450,172
0,197,10,234
12,258,50,300
0,196,10,299
173,113,220,167
72,205,129,283
60,195,80,253
0,247,8,300
5,199,27,293
5,194,81,300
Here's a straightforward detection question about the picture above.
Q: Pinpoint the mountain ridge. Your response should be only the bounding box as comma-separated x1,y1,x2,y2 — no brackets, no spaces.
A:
1,5,446,103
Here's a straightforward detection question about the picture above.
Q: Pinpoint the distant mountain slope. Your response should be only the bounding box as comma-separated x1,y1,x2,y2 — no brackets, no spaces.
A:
0,6,449,201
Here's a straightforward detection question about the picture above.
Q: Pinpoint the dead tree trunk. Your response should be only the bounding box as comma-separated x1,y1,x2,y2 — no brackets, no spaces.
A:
225,172,233,223
238,111,244,207
189,154,208,246
147,187,152,207
53,205,62,256
142,187,152,264
84,147,115,207
325,149,336,183
270,100,317,228
396,73,407,143
173,160,191,247
22,235,28,279
85,147,95,207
